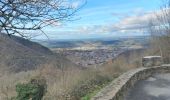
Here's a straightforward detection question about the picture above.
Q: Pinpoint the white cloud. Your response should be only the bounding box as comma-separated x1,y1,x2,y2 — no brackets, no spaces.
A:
75,9,165,35
41,8,170,39
71,1,82,8
71,0,86,9
112,8,170,32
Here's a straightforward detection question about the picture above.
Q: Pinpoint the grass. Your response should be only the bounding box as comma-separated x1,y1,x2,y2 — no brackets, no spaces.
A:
81,81,111,100
0,49,145,100
81,89,99,100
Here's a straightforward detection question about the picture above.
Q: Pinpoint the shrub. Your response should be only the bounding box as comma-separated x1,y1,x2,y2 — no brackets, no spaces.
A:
70,75,111,100
14,77,47,100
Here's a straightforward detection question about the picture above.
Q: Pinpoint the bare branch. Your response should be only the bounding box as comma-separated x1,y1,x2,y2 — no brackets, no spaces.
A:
0,0,85,38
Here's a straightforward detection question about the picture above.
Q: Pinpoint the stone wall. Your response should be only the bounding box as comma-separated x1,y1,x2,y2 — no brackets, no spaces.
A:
92,64,170,100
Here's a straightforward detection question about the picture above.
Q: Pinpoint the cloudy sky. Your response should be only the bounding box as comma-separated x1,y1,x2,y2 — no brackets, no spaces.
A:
39,0,162,40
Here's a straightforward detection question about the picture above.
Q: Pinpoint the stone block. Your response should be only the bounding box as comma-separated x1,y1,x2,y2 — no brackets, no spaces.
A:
142,56,162,67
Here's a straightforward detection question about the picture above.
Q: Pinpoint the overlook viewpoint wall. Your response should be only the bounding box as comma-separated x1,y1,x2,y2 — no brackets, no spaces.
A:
92,64,170,100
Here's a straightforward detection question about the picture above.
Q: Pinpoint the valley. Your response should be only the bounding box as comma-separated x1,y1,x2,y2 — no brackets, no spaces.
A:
0,34,149,100
0,0,168,100
46,36,148,67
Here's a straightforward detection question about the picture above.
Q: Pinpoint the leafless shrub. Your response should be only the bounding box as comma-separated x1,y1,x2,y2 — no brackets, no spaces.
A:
149,0,170,63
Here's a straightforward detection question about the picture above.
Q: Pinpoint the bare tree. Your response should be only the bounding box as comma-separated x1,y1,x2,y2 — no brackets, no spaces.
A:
149,0,170,63
0,0,84,37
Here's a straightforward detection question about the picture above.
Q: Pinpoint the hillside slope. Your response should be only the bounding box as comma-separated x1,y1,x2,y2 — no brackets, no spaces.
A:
0,34,77,72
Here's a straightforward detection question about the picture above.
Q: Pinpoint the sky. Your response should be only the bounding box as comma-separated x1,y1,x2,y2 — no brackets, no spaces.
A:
37,0,162,40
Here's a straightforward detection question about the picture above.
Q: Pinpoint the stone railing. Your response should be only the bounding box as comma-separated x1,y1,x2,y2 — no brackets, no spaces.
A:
92,56,170,100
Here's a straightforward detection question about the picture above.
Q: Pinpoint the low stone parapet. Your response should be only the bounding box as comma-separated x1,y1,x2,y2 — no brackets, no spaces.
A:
142,56,162,67
91,64,170,100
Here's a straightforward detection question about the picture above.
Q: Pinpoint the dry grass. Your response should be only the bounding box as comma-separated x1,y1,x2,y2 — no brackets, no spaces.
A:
0,49,150,100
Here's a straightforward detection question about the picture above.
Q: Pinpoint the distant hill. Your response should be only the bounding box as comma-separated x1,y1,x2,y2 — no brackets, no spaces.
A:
0,34,77,72
36,36,149,49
